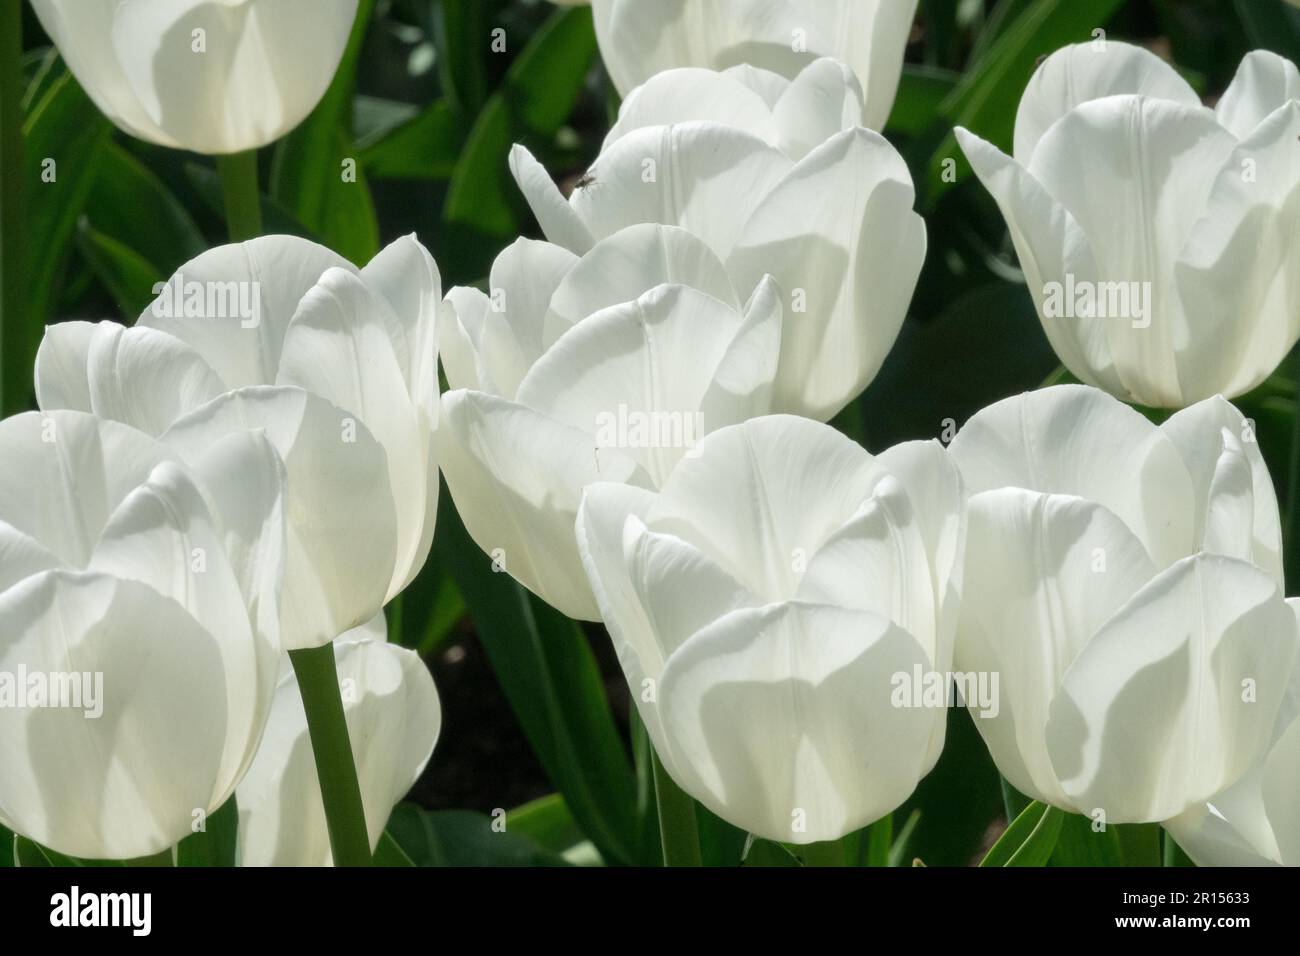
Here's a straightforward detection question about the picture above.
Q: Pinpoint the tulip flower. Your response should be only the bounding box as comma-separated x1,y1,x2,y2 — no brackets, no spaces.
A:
575,415,963,843
237,615,441,867
28,0,359,155
581,0,918,131
0,410,286,860
1165,678,1300,867
438,230,783,620
949,384,1297,823
34,234,441,648
957,42,1300,407
510,94,925,422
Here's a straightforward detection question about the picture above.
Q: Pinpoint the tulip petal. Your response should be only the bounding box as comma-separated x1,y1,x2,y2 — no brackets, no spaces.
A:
508,144,595,255
110,0,358,154
1047,554,1296,822
36,322,226,437
278,268,431,597
576,482,670,746
698,275,783,427
438,287,491,393
771,58,865,159
658,601,934,843
485,238,580,397
949,384,1195,567
796,474,935,665
1261,714,1300,866
569,123,792,260
543,224,739,350
1176,102,1300,400
359,234,443,422
1027,96,1237,406
138,235,354,389
624,518,756,664
0,571,229,860
438,389,648,621
238,638,440,866
1164,762,1281,867
728,127,924,420
649,415,890,598
0,411,174,568
957,488,1157,809
876,439,965,771
1216,50,1300,141
33,321,96,414
88,456,279,801
954,128,1124,396
0,521,63,593
604,67,777,152
1161,397,1282,583
163,387,397,649
1013,42,1200,164
27,0,176,146
516,284,747,485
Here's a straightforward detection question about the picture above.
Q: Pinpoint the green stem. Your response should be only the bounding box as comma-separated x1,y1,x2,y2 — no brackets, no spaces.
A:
124,848,173,867
1285,348,1300,594
650,751,700,867
0,0,26,415
289,643,372,867
215,149,262,242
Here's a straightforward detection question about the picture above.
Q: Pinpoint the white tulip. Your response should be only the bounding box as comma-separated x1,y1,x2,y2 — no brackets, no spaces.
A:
439,230,784,620
29,0,359,154
950,384,1298,823
957,42,1300,407
585,0,917,131
35,234,442,648
575,415,963,843
1165,658,1300,867
510,53,924,425
237,615,441,866
0,410,286,860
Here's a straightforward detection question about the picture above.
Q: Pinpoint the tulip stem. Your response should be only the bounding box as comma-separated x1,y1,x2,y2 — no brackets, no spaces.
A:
650,751,701,867
289,643,373,867
216,149,263,242
0,0,25,416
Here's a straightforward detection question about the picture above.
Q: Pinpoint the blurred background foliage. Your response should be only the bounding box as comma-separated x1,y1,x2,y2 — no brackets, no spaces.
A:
4,0,1300,867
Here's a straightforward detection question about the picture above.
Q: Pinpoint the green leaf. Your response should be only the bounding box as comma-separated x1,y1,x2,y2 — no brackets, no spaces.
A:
922,0,1126,206
741,836,803,867
1050,812,1125,867
75,217,161,319
1234,0,1300,62
507,793,586,855
886,65,961,137
269,0,379,264
359,99,467,179
85,143,205,280
888,809,923,867
13,70,111,411
176,797,238,868
443,6,597,248
373,831,417,867
434,487,643,866
436,0,493,114
384,805,571,867
980,801,1065,867
1117,822,1162,867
